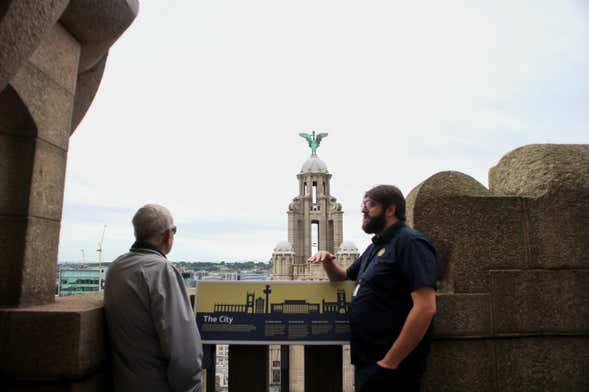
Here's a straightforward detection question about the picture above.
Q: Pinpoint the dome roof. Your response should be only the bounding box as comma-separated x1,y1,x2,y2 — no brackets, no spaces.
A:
300,155,329,174
337,241,359,254
273,241,294,253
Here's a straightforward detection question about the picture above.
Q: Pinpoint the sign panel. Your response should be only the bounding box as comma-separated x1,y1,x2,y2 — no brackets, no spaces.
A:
195,280,355,345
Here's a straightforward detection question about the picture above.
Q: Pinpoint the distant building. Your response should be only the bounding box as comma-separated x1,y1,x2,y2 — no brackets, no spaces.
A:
201,271,239,281
181,271,197,288
57,267,106,297
216,345,229,390
239,270,270,281
270,139,358,391
271,149,359,280
270,348,281,388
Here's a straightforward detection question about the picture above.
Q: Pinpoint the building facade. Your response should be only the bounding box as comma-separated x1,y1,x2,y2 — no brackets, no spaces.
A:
271,149,359,280
57,267,106,297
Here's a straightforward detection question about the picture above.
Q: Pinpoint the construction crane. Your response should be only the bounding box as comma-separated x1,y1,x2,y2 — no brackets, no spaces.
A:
96,225,107,291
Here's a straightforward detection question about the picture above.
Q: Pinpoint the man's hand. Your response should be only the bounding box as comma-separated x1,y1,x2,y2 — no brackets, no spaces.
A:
376,360,397,370
307,251,347,281
307,251,336,264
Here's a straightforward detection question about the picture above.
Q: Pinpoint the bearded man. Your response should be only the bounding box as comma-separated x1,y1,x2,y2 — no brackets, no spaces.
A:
308,185,437,392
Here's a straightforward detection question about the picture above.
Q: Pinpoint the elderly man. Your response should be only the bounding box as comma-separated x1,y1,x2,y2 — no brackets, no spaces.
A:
308,185,437,392
104,204,203,392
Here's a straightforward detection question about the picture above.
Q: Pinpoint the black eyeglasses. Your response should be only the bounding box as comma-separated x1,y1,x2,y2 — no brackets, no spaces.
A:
360,198,378,211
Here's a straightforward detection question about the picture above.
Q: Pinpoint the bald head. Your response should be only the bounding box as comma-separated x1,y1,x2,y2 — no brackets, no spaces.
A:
132,204,175,247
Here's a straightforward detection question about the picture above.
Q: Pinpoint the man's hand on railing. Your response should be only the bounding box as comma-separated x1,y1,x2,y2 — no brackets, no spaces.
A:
307,251,336,264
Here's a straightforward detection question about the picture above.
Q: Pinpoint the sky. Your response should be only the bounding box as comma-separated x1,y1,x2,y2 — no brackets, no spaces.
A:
58,0,589,263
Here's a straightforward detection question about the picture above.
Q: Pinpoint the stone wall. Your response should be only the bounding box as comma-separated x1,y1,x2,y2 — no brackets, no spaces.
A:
0,293,111,391
0,0,138,308
0,1,138,390
407,144,589,391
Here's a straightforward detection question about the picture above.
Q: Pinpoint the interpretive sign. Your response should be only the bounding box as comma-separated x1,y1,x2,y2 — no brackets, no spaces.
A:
194,281,355,345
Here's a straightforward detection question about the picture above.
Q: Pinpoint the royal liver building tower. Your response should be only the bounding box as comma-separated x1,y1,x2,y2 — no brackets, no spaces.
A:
270,132,358,392
272,132,359,280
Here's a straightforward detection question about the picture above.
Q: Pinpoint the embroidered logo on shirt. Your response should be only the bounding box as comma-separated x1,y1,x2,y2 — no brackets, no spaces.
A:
377,248,386,257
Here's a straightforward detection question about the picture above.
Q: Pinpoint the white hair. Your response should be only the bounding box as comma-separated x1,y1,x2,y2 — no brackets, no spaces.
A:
132,204,174,244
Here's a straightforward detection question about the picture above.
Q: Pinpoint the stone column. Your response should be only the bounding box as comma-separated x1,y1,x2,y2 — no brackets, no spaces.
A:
319,211,328,252
289,345,305,392
333,212,343,252
342,345,354,392
0,2,138,390
0,24,80,307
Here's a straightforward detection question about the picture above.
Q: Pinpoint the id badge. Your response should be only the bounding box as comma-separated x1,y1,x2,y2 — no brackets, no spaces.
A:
353,284,360,297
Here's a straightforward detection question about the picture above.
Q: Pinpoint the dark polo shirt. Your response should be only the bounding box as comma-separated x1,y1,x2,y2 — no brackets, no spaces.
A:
347,221,437,375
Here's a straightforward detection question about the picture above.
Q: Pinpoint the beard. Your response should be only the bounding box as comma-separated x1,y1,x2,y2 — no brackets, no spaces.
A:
362,211,387,234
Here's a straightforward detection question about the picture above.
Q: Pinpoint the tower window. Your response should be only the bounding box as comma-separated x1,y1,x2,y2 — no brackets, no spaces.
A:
312,221,319,254
312,181,317,204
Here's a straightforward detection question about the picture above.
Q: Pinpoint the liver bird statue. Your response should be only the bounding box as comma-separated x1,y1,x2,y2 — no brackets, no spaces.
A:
299,131,328,155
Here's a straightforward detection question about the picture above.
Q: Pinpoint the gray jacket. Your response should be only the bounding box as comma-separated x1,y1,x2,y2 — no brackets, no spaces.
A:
104,247,202,392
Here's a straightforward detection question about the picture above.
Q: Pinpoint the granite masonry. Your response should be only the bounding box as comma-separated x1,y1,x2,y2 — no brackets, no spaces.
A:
0,1,138,390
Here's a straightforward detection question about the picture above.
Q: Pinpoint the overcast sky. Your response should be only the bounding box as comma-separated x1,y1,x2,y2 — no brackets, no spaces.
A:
58,1,589,263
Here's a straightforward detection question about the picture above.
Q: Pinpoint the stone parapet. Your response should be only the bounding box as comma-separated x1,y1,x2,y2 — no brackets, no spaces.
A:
424,336,589,392
4,372,108,392
407,171,529,293
490,269,589,335
490,144,589,268
493,336,589,392
489,144,589,198
433,269,589,339
0,2,137,390
407,144,589,391
424,339,497,392
0,293,109,389
433,293,492,338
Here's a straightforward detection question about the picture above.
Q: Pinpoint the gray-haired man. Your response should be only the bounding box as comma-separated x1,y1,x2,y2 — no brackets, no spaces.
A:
105,204,203,392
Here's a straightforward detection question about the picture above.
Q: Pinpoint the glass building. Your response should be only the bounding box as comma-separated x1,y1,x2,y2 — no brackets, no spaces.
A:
57,268,106,297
